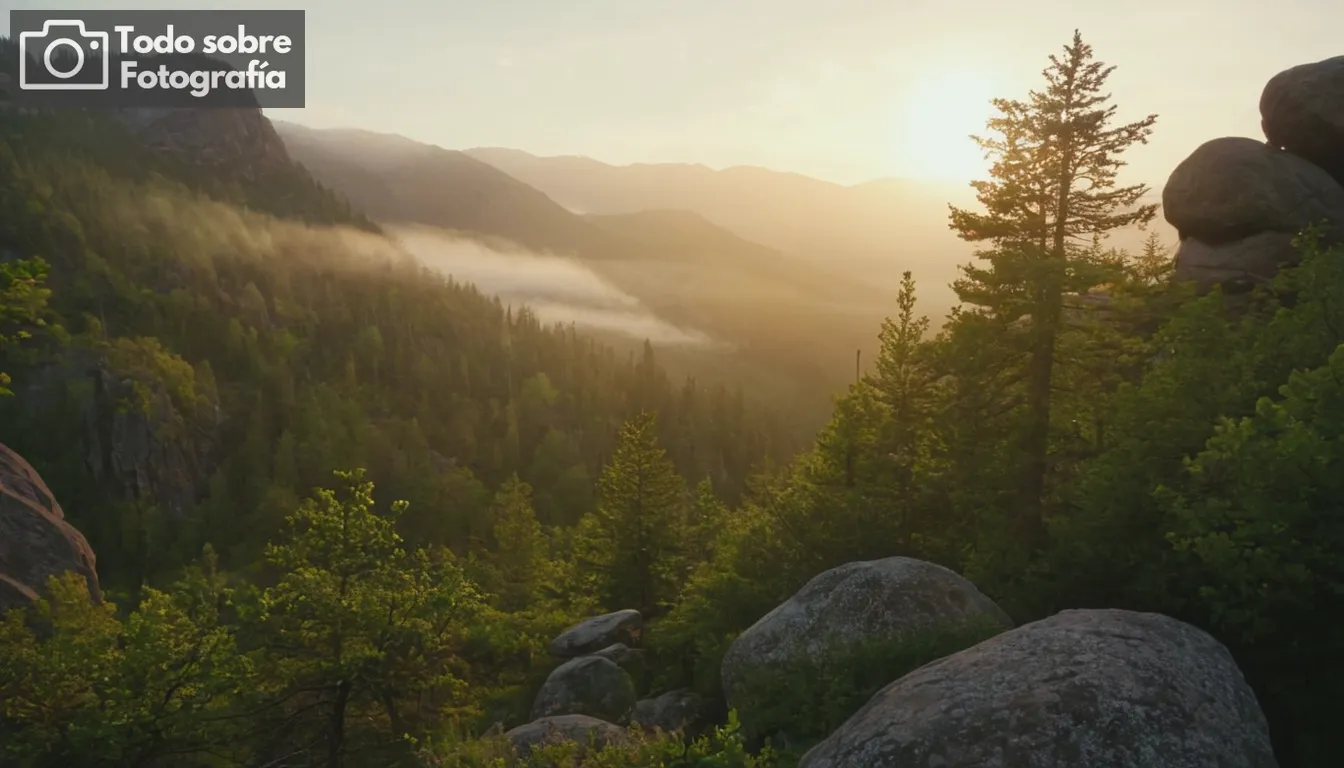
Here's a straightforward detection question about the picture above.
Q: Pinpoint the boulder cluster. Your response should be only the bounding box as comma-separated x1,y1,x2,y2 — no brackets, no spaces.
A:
718,556,1278,768
504,608,710,755
1165,56,1344,291
507,554,1278,767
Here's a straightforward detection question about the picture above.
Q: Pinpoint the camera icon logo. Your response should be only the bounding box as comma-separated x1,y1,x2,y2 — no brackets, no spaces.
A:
18,20,111,91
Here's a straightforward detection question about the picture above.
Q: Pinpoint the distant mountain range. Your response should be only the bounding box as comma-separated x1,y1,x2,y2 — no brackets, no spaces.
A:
463,147,1172,299
274,124,606,257
274,122,904,408
464,146,980,301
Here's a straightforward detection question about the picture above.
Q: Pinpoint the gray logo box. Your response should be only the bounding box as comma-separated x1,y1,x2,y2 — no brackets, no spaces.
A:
7,9,305,108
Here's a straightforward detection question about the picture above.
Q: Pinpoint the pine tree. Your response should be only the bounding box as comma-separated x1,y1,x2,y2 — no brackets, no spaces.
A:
574,411,687,616
947,30,1157,547
1130,231,1174,287
487,474,550,611
874,271,934,496
684,478,726,564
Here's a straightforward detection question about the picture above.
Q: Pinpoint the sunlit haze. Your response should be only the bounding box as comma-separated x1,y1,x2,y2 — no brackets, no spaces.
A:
4,0,1337,187
388,225,720,347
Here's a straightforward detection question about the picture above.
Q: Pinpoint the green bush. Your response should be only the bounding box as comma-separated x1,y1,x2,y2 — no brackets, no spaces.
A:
423,710,772,768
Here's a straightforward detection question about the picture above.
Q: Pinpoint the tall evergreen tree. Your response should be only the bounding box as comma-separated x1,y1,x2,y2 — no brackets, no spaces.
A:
574,411,687,616
874,271,934,497
947,30,1157,547
486,475,550,612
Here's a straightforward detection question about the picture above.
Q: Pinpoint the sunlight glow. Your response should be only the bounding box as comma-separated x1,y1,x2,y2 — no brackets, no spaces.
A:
893,70,1001,183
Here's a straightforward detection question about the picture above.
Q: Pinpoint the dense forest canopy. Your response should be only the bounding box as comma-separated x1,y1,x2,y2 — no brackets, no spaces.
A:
0,108,792,591
1,31,1342,768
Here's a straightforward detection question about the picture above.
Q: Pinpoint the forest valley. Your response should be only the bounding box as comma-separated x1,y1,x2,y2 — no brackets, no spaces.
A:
0,31,1341,768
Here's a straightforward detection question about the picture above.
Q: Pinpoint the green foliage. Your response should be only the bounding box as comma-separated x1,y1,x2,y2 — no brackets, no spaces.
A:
248,470,485,762
0,256,52,395
474,475,558,613
0,557,248,767
649,501,790,698
1160,348,1344,766
423,711,771,768
574,412,691,617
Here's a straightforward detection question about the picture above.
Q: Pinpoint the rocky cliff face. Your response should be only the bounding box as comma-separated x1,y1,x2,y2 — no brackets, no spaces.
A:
18,346,221,523
1164,57,1344,291
0,442,101,612
112,106,294,185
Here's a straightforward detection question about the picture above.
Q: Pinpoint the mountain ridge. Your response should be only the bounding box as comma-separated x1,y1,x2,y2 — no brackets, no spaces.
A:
461,144,977,308
465,145,929,190
272,122,900,410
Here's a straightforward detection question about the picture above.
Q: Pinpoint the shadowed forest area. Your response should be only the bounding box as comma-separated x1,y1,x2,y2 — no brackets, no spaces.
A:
0,29,1341,768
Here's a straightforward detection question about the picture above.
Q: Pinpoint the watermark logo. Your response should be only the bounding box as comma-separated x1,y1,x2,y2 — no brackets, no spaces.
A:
18,20,110,90
8,9,305,108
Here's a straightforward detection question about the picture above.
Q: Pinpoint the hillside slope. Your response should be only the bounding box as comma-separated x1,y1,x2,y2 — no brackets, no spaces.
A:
466,147,1175,311
274,124,899,406
465,146,976,300
0,108,792,590
277,122,608,256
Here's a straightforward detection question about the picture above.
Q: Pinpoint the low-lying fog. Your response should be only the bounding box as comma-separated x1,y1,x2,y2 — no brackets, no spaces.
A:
388,226,717,347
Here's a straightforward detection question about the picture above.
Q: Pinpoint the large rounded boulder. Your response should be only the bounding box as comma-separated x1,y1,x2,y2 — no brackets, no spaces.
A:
1172,231,1301,292
720,557,1012,738
0,443,101,613
1261,56,1344,185
505,714,629,755
548,609,643,658
798,609,1278,768
1162,137,1344,244
531,656,638,723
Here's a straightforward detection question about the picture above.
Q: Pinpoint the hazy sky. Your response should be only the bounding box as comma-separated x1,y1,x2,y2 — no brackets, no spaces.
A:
4,0,1339,187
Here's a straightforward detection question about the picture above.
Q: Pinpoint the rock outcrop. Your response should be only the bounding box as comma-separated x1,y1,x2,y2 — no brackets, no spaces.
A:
720,557,1012,735
589,642,646,676
0,443,100,612
20,349,220,521
798,609,1278,768
1163,137,1344,245
1164,58,1344,292
1170,232,1300,291
548,609,643,658
1261,56,1344,185
632,689,707,735
112,106,293,185
531,656,638,724
505,714,629,755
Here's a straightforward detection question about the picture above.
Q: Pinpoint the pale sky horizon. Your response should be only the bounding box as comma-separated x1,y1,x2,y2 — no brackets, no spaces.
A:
4,0,1339,188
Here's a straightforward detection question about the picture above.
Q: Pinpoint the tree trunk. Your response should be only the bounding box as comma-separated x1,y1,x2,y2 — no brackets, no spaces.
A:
327,679,351,768
1017,130,1075,550
1019,304,1057,550
382,690,404,742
